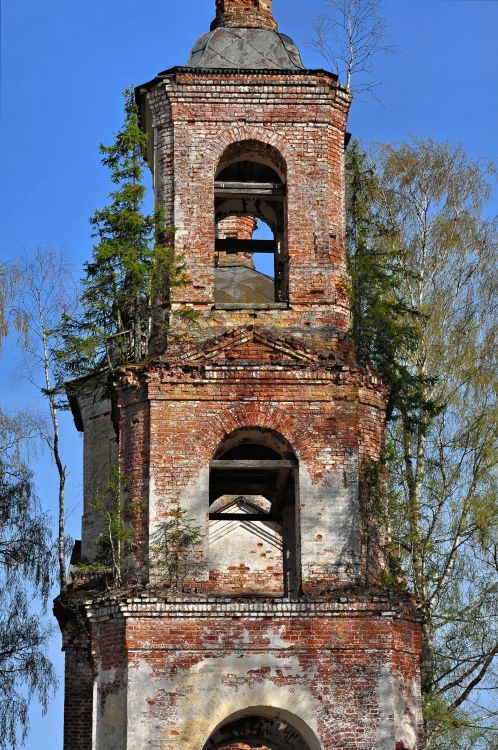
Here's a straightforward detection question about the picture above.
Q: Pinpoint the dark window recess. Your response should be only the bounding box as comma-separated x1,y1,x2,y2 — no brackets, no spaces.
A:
209,428,300,596
214,144,288,305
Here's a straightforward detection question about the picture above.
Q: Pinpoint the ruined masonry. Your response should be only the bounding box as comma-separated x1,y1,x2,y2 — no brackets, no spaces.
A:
56,1,424,748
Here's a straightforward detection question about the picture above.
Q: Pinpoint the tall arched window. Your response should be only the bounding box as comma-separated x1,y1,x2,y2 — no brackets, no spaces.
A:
214,141,288,306
209,428,299,596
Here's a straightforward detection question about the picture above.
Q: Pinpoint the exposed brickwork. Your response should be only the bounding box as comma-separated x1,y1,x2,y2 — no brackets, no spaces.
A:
216,215,257,269
211,0,278,31
55,598,94,750
63,647,93,750
138,68,352,341
59,2,424,747
56,595,424,749
112,343,388,594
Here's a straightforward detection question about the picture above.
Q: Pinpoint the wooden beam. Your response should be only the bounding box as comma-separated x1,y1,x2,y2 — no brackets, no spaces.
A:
210,460,297,470
271,467,291,513
215,239,276,254
215,302,288,310
215,181,285,196
209,513,281,522
210,485,275,499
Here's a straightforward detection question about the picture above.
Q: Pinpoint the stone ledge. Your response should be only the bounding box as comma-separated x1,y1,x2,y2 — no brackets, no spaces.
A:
81,593,423,624
214,302,289,310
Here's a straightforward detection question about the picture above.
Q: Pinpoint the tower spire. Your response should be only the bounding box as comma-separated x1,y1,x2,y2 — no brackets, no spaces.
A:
211,0,278,31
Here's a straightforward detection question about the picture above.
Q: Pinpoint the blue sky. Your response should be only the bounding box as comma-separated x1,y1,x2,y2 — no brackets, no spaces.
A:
1,0,497,747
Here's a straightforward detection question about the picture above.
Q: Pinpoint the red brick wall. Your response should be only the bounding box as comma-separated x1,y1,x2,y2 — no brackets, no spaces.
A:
113,356,387,594
60,21,425,750
73,597,423,750
216,215,257,269
63,646,93,750
57,602,94,750
212,0,277,30
58,595,423,750
217,216,257,240
141,69,352,338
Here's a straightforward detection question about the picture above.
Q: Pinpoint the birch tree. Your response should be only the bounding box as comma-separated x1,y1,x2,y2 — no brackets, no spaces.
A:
0,409,57,749
378,140,497,748
12,249,77,593
312,0,392,93
347,139,498,748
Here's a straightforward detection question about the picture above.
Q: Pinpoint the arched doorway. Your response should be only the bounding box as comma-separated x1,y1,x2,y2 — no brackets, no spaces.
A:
202,708,319,750
209,427,300,596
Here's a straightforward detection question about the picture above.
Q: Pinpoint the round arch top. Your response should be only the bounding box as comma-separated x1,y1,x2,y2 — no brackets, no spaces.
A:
202,706,321,750
213,427,297,462
216,139,287,183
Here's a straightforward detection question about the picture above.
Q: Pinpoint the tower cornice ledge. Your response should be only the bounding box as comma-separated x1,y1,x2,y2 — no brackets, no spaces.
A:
55,589,425,627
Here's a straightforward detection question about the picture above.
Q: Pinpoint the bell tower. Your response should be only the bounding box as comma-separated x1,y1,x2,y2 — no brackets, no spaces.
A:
57,2,424,748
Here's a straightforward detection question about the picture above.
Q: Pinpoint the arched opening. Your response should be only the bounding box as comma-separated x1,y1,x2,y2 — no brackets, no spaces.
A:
209,428,299,596
214,141,288,306
215,216,275,303
202,707,319,750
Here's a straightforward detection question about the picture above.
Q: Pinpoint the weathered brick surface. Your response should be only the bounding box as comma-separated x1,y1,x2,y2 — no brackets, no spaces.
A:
112,350,388,594
216,215,258,269
55,599,94,750
138,68,352,342
59,3,424,747
211,0,278,30
57,595,423,749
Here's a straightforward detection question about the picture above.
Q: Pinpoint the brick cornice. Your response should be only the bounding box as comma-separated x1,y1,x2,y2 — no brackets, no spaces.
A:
79,590,424,626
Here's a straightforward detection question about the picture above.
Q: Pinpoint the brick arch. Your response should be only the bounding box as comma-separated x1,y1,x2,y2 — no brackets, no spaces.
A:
204,126,292,179
216,138,287,183
195,402,304,461
212,425,297,461
202,707,321,750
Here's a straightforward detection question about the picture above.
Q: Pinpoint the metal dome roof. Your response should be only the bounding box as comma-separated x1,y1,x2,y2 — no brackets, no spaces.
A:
187,27,304,70
214,266,275,304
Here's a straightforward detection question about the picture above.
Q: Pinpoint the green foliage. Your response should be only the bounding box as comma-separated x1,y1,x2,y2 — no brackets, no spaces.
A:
349,138,497,748
149,506,202,590
84,464,138,586
58,87,193,378
360,451,405,590
73,561,112,576
345,140,428,419
0,409,57,749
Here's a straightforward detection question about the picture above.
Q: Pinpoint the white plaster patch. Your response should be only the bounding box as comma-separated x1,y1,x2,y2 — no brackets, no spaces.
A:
95,665,127,750
127,652,321,750
374,668,396,749
300,461,360,584
393,676,421,749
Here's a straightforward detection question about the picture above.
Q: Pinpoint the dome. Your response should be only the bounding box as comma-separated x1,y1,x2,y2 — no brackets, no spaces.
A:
214,266,274,304
187,27,304,70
